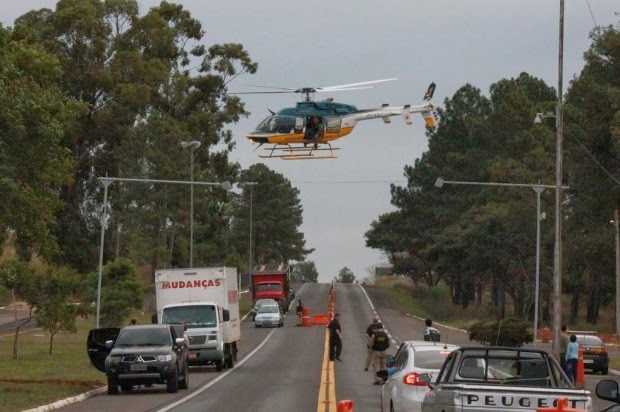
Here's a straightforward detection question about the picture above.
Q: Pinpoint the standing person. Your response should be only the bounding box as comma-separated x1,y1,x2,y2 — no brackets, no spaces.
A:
296,299,304,326
423,319,433,340
565,334,579,384
327,313,342,361
559,325,570,372
364,316,380,371
370,322,390,385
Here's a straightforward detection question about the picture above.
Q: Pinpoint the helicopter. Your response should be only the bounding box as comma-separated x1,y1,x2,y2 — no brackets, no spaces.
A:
238,79,439,160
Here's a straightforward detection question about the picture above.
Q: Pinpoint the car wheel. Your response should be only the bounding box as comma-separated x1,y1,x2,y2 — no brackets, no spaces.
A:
390,401,395,412
602,368,609,375
120,384,133,392
107,376,119,395
215,359,223,372
166,367,179,393
179,360,189,389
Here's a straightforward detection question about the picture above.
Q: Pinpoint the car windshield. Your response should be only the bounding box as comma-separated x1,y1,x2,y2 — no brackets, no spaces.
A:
414,350,454,369
257,305,280,314
116,328,171,347
162,305,217,329
256,284,281,291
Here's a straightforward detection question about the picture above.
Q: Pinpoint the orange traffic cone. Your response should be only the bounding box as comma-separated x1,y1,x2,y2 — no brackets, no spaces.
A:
575,349,585,389
337,400,353,412
536,397,588,412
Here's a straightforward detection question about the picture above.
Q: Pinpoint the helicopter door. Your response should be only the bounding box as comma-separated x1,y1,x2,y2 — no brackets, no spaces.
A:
305,116,325,140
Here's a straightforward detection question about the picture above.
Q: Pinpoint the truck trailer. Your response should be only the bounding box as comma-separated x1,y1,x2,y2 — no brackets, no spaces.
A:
251,263,292,312
155,267,240,371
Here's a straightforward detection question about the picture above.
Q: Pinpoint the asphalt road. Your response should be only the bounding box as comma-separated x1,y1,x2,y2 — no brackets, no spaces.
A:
5,283,619,411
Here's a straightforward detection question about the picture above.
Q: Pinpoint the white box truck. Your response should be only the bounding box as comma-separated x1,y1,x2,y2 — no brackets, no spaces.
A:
155,267,240,371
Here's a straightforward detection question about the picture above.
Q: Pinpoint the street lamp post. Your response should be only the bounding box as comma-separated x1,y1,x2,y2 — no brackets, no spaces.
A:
240,182,258,297
180,141,201,267
615,209,620,335
434,177,568,341
95,176,231,328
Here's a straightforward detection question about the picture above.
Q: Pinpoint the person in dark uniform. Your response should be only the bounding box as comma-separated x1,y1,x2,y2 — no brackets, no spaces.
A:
327,313,342,361
296,299,304,326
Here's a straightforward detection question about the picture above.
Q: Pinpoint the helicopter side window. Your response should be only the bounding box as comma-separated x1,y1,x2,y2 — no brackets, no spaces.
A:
295,117,304,133
276,116,294,134
325,116,341,134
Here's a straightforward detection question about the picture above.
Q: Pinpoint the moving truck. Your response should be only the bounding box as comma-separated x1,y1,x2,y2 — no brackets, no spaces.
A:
251,263,292,312
155,267,239,371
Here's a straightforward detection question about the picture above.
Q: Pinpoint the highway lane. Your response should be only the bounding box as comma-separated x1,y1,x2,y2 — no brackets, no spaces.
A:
37,282,619,411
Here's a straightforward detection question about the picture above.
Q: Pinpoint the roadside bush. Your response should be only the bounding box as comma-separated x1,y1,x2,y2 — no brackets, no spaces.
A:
468,318,533,347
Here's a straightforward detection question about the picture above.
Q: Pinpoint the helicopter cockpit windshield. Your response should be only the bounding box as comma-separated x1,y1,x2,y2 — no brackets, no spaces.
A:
255,115,298,134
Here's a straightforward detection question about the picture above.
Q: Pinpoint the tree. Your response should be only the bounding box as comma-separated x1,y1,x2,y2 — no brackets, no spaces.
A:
30,266,84,355
10,1,257,272
0,260,33,359
229,164,313,268
84,258,144,327
334,267,356,283
292,261,319,283
0,25,81,261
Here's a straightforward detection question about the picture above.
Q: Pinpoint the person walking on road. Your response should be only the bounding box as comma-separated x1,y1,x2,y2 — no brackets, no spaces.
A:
565,334,579,384
370,322,390,384
328,313,342,361
424,318,440,341
296,299,304,326
364,316,380,371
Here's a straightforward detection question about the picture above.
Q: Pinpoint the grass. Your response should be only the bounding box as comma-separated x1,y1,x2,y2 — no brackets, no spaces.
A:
0,294,254,412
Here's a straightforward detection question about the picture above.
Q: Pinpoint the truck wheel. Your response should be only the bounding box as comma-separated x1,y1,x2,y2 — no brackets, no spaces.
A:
107,376,119,395
120,384,133,392
179,360,189,389
166,367,179,393
215,359,223,372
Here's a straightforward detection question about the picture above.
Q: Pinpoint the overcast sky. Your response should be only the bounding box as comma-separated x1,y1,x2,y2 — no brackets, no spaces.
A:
2,1,619,283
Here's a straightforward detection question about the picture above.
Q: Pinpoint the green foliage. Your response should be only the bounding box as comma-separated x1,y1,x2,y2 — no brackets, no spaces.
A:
84,258,145,327
292,261,319,283
468,318,533,347
334,266,356,283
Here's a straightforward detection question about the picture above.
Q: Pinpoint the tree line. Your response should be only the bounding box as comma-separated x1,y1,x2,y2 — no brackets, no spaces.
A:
366,20,620,327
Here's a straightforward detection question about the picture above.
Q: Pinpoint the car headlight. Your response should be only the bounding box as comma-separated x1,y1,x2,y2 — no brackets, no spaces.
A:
109,355,123,364
157,354,173,362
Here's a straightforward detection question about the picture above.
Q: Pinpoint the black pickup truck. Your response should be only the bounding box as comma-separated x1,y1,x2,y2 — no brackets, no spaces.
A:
87,324,189,394
421,346,592,412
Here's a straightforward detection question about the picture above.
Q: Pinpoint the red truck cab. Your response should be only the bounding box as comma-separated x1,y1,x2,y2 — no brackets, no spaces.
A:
251,264,291,313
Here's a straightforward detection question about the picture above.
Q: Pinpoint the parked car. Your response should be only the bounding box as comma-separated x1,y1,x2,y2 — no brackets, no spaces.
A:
254,304,284,328
576,334,609,374
381,341,459,412
92,324,190,395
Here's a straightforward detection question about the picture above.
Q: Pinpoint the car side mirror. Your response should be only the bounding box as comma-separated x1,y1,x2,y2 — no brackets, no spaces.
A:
175,337,186,346
222,309,230,322
596,380,620,402
105,340,114,349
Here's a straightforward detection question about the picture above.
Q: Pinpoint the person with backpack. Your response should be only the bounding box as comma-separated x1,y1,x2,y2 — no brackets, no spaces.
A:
370,322,390,384
364,315,380,371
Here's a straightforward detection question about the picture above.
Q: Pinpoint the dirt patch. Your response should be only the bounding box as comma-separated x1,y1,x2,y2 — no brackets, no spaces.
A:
0,378,104,388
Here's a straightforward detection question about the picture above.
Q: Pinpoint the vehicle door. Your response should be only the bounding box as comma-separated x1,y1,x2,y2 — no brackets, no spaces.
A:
169,326,188,371
386,348,410,410
87,328,120,372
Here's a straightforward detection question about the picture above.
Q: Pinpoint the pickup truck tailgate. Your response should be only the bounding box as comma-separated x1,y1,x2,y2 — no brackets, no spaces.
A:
428,384,592,411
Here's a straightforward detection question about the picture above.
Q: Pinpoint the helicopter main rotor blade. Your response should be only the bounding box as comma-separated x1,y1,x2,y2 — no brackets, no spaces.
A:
228,90,297,95
243,84,297,91
314,86,373,93
319,78,397,90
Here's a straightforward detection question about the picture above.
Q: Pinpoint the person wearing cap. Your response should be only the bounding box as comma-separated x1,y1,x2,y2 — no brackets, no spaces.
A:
370,322,390,384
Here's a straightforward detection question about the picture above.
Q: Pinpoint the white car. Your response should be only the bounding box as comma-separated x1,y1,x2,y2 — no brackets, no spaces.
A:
254,304,283,328
381,341,459,412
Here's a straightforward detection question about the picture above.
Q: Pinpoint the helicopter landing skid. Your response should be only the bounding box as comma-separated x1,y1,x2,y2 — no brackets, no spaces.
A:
258,143,339,160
